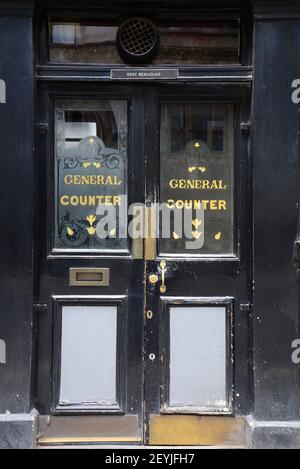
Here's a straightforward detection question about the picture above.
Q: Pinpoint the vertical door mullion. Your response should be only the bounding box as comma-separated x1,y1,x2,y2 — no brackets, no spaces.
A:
126,87,147,439
144,86,162,444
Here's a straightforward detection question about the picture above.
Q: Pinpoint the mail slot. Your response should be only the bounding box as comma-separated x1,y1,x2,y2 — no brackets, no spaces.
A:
69,268,110,287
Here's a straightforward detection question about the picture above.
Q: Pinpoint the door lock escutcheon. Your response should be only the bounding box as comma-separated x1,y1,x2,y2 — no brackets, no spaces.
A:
146,310,154,320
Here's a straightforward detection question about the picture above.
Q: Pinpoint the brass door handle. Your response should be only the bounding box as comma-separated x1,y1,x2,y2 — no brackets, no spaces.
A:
159,261,167,294
148,261,167,294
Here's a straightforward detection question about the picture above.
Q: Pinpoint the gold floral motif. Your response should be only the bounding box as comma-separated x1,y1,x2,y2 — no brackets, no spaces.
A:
199,166,206,173
67,227,74,236
86,215,97,226
192,219,202,229
87,226,97,236
93,162,101,169
188,166,196,173
109,228,116,237
86,215,97,236
83,162,92,168
194,142,201,148
192,231,203,240
173,232,180,240
215,232,222,241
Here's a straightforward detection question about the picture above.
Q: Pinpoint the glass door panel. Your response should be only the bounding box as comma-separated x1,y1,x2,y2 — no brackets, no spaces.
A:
160,102,235,256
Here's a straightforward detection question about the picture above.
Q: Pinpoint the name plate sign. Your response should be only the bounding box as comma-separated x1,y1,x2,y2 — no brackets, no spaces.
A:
111,69,179,80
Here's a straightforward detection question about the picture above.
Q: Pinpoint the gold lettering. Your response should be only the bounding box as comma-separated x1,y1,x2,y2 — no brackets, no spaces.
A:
64,175,73,185
70,196,79,205
96,196,104,205
59,195,120,206
60,195,69,205
168,179,228,190
63,175,123,185
80,196,87,205
165,199,228,210
194,201,202,209
202,181,210,190
113,196,121,206
81,176,90,185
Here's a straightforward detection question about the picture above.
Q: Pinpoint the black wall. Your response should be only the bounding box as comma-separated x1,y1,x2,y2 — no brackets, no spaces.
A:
0,1,34,414
252,7,300,422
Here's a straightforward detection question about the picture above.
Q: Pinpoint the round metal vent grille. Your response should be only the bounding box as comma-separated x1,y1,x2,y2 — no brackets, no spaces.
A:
117,18,160,64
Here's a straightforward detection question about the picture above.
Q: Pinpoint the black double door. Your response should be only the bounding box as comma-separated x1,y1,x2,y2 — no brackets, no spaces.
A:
35,83,252,446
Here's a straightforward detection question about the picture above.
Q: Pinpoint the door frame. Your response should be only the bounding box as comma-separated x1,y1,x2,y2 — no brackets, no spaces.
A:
34,81,252,446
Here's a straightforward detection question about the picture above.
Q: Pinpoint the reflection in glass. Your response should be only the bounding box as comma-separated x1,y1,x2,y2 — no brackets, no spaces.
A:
54,100,128,252
50,23,119,63
49,21,240,65
156,23,240,65
160,103,235,256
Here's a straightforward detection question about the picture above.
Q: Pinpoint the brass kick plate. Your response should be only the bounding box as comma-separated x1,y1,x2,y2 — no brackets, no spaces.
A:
69,268,110,287
37,415,141,446
149,415,246,447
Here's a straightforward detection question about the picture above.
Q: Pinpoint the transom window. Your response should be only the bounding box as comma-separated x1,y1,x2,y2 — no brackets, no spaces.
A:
49,19,241,65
